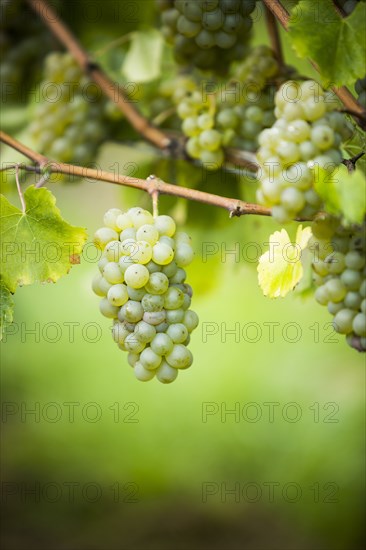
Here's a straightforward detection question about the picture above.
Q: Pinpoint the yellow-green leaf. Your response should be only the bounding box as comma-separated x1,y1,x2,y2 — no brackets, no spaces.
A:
0,186,87,293
258,226,312,298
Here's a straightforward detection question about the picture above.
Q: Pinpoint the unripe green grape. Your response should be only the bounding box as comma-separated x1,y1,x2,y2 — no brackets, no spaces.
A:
126,286,146,301
131,241,153,264
105,241,124,262
166,344,193,369
92,274,108,297
166,323,189,344
169,268,187,284
145,272,169,295
344,291,362,310
107,284,129,306
166,308,185,323
120,301,144,323
328,301,344,315
103,262,124,284
152,242,175,265
103,208,123,230
141,293,165,312
324,278,347,303
136,224,159,245
198,113,214,130
333,308,357,334
150,333,174,356
125,334,146,354
352,313,366,336
154,215,176,237
143,310,167,326
127,352,140,367
183,310,199,332
345,251,365,270
164,287,185,309
99,298,119,319
134,362,155,381
140,347,162,370
120,227,137,241
116,213,133,231
134,321,156,343
146,260,162,274
112,322,131,345
199,129,222,151
156,361,179,383
124,264,150,288
94,227,119,249
341,269,363,291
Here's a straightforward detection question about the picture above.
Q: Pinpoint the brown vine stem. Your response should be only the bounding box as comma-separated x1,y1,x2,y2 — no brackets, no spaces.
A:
264,4,285,68
0,131,271,218
262,0,366,128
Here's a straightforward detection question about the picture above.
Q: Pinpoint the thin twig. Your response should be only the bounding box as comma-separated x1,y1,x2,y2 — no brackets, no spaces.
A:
262,0,366,129
264,4,285,68
147,175,160,218
342,152,365,173
15,165,26,213
0,130,272,218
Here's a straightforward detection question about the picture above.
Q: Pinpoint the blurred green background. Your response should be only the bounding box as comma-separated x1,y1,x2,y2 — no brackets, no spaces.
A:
1,1,365,549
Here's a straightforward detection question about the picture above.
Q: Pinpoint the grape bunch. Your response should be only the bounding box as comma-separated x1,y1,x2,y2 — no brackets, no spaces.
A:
355,76,366,109
311,217,366,351
216,46,282,152
157,0,256,72
28,52,119,166
92,207,199,383
0,0,57,102
256,80,353,223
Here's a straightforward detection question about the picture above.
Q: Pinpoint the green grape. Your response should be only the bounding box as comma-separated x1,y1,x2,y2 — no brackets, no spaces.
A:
166,323,189,343
156,361,179,383
141,294,165,312
150,333,174,356
145,272,170,295
134,321,157,344
103,262,124,284
140,347,163,370
107,284,129,306
99,298,119,319
134,362,156,381
166,344,193,369
124,264,150,289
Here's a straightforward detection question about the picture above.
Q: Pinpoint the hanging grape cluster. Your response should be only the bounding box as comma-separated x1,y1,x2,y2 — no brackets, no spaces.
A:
355,76,366,109
93,208,199,383
311,217,366,351
157,0,257,72
28,52,121,166
0,0,57,102
161,46,283,168
256,80,354,223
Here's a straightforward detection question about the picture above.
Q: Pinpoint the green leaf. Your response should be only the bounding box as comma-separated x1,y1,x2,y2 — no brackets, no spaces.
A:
0,186,87,293
314,165,366,224
257,226,312,298
288,0,366,87
122,30,164,83
0,281,14,340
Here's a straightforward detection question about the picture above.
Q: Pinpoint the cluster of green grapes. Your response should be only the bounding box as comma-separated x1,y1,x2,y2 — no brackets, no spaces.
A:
216,46,282,152
28,52,121,166
157,0,256,72
256,80,353,223
0,0,56,102
169,47,282,166
311,217,366,351
355,76,366,109
92,208,199,383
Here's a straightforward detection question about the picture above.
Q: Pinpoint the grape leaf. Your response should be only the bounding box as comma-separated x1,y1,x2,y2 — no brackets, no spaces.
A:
0,281,14,340
0,186,87,293
122,30,164,83
314,165,366,224
288,0,366,87
257,226,312,298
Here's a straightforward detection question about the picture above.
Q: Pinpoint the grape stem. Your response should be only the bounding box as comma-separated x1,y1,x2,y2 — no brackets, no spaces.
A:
264,5,285,69
342,152,365,173
262,0,366,130
147,175,160,218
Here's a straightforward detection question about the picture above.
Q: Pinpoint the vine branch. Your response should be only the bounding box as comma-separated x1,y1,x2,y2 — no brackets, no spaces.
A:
26,0,171,151
262,0,366,129
264,4,285,69
0,131,271,218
